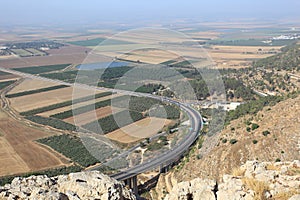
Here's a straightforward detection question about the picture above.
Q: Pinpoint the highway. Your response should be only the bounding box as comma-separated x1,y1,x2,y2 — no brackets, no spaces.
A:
0,67,203,181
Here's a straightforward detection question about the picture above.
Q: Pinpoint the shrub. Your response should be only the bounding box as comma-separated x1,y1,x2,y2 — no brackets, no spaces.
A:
252,140,258,144
230,139,238,144
262,130,270,136
222,138,228,143
251,123,259,130
246,127,251,132
275,158,281,162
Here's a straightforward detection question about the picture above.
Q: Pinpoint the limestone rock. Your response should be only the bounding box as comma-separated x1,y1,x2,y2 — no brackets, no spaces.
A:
161,160,300,200
0,171,136,200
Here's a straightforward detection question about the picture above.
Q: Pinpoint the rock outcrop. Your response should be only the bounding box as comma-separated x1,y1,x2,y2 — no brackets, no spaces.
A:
0,171,136,200
161,160,300,200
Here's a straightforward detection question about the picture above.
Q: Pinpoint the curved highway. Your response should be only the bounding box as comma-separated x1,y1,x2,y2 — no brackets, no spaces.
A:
0,67,203,181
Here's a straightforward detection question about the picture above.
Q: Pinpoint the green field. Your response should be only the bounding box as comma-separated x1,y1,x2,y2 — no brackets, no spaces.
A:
0,71,13,76
82,110,144,134
67,38,134,47
25,115,77,131
0,80,16,90
13,64,71,74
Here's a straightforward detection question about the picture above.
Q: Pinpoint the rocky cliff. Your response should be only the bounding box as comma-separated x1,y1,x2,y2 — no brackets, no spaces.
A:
160,160,300,200
0,171,136,200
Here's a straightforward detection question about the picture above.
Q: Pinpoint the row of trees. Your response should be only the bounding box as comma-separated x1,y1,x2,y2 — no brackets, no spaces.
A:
82,110,144,134
25,115,77,131
38,134,98,167
20,92,112,116
13,64,70,74
6,85,68,98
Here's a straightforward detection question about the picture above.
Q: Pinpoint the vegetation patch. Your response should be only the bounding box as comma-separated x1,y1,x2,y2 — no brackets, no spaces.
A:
82,110,144,134
38,134,98,167
0,80,16,90
13,64,71,74
25,115,77,131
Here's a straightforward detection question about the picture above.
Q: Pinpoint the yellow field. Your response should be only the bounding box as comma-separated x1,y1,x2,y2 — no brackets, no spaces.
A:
64,106,123,126
7,78,59,94
0,110,67,176
106,117,172,143
38,94,120,117
9,87,104,113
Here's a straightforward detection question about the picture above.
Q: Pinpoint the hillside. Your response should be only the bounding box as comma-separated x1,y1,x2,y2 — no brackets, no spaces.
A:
174,94,300,182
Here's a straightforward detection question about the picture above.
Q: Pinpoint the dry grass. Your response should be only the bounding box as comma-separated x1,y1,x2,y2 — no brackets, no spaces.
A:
242,178,270,200
266,164,281,171
286,167,300,176
271,189,299,200
231,167,246,177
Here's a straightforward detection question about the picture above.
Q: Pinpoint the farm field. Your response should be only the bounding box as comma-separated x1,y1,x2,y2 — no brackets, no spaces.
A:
9,86,98,113
0,46,109,68
0,110,68,176
26,48,46,56
106,117,172,143
67,37,135,47
13,64,71,74
37,94,120,117
118,49,179,64
0,71,19,81
208,45,282,68
64,106,124,126
10,49,32,57
7,79,59,94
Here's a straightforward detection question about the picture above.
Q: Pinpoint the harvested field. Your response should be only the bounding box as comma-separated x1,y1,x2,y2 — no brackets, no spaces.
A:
7,79,59,95
0,71,19,81
64,106,123,126
106,117,172,143
0,110,67,176
37,94,120,117
207,45,281,68
9,87,96,113
0,137,29,176
0,46,111,68
118,49,179,64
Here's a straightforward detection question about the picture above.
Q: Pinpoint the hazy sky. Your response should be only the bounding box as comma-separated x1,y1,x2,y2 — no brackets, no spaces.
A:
1,0,300,27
